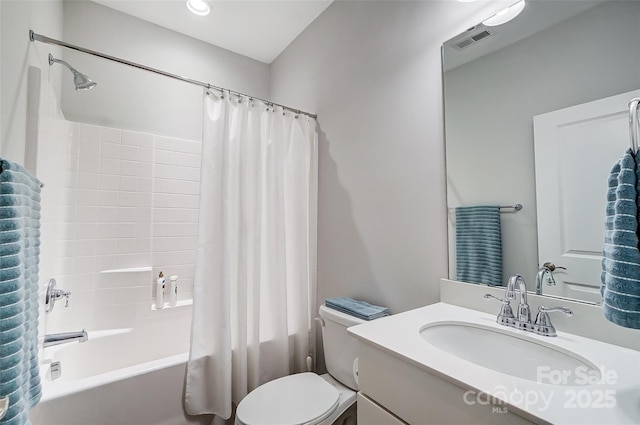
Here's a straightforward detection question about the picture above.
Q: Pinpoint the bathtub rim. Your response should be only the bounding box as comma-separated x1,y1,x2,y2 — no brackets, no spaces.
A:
38,351,189,403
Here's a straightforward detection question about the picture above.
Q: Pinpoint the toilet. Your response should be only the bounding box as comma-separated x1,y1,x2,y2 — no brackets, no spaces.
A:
235,304,365,425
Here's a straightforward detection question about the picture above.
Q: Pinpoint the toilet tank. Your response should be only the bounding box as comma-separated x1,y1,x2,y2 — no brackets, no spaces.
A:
319,304,366,391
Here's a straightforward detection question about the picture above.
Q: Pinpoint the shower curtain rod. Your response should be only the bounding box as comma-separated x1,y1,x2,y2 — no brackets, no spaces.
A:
29,30,318,119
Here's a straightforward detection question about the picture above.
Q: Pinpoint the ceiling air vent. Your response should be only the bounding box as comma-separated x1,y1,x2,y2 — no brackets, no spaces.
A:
471,30,491,42
453,30,492,50
455,38,474,49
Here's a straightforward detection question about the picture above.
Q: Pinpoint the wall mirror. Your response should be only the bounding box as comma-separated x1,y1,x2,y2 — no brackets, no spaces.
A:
443,0,640,304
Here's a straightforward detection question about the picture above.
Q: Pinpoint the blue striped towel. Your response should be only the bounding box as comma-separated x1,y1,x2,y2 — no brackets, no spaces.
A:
0,158,42,425
600,148,640,329
455,205,503,286
325,297,389,320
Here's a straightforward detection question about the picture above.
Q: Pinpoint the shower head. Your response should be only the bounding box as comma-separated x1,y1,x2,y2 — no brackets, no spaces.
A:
48,53,97,91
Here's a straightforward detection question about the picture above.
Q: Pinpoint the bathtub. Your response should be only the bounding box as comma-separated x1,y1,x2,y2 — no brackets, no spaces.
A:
29,328,211,425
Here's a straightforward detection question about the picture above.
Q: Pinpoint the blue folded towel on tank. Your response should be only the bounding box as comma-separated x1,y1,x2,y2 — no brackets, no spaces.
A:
325,297,389,320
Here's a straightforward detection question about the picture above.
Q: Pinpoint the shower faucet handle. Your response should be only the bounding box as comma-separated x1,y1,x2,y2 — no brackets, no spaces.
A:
60,290,71,307
50,287,71,308
45,278,71,312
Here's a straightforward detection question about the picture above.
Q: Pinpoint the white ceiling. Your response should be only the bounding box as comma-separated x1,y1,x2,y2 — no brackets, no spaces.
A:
93,0,333,64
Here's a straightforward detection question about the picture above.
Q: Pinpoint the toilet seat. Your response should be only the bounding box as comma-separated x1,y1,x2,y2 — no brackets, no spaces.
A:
235,372,340,425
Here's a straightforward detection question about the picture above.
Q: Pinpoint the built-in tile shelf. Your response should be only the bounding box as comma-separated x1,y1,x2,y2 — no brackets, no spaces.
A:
151,299,193,311
99,267,153,274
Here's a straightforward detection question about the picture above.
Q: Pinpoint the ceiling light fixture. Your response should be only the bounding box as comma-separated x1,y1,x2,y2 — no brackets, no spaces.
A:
483,0,525,27
186,0,211,16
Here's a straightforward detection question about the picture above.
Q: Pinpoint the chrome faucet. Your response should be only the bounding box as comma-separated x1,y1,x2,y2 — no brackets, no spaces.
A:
44,329,88,347
535,262,566,295
505,274,530,326
535,265,553,295
485,274,573,337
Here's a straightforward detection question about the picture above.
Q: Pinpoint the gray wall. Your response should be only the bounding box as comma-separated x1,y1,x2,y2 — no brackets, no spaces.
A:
61,1,271,141
1,0,64,163
444,1,640,285
269,0,507,316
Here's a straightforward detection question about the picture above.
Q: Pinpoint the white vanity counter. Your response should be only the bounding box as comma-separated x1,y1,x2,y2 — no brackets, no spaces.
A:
348,302,640,425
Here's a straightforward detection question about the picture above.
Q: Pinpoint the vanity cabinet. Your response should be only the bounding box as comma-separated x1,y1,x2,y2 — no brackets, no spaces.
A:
357,393,407,424
350,303,640,425
356,343,534,425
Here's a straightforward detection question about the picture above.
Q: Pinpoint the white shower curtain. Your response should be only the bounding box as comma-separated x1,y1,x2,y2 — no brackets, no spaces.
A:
185,91,318,422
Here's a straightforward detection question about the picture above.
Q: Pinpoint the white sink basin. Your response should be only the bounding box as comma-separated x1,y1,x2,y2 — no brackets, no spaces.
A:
420,321,601,386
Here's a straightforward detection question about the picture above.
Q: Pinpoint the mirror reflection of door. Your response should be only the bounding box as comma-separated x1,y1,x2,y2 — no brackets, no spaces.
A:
533,90,640,303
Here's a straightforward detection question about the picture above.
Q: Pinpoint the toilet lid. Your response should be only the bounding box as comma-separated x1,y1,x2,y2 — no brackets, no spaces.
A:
236,373,339,425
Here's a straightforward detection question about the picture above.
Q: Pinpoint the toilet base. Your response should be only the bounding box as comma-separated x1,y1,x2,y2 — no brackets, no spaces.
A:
331,403,357,425
315,373,357,425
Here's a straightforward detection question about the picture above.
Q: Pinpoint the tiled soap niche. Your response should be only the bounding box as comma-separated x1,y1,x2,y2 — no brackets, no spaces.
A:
59,122,201,323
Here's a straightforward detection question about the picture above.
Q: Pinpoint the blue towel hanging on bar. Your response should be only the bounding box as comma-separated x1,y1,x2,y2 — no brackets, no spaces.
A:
600,148,640,329
0,158,43,425
455,205,503,286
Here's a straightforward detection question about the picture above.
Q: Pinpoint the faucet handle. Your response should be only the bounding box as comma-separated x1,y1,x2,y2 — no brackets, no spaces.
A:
52,288,71,307
484,294,508,304
62,290,71,307
484,294,515,325
539,306,572,316
533,305,573,337
45,278,71,313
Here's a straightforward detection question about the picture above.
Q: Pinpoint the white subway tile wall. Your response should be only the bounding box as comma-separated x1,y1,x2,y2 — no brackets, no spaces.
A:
40,121,200,333
151,133,201,303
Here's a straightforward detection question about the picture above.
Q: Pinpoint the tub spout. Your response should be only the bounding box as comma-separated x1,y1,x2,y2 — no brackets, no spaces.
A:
44,329,88,347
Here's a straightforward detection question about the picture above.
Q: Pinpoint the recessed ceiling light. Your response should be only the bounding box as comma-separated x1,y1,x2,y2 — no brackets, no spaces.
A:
483,0,525,27
186,0,211,16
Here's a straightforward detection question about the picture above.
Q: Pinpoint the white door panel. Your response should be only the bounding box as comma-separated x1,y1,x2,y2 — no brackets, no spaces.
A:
533,89,640,303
